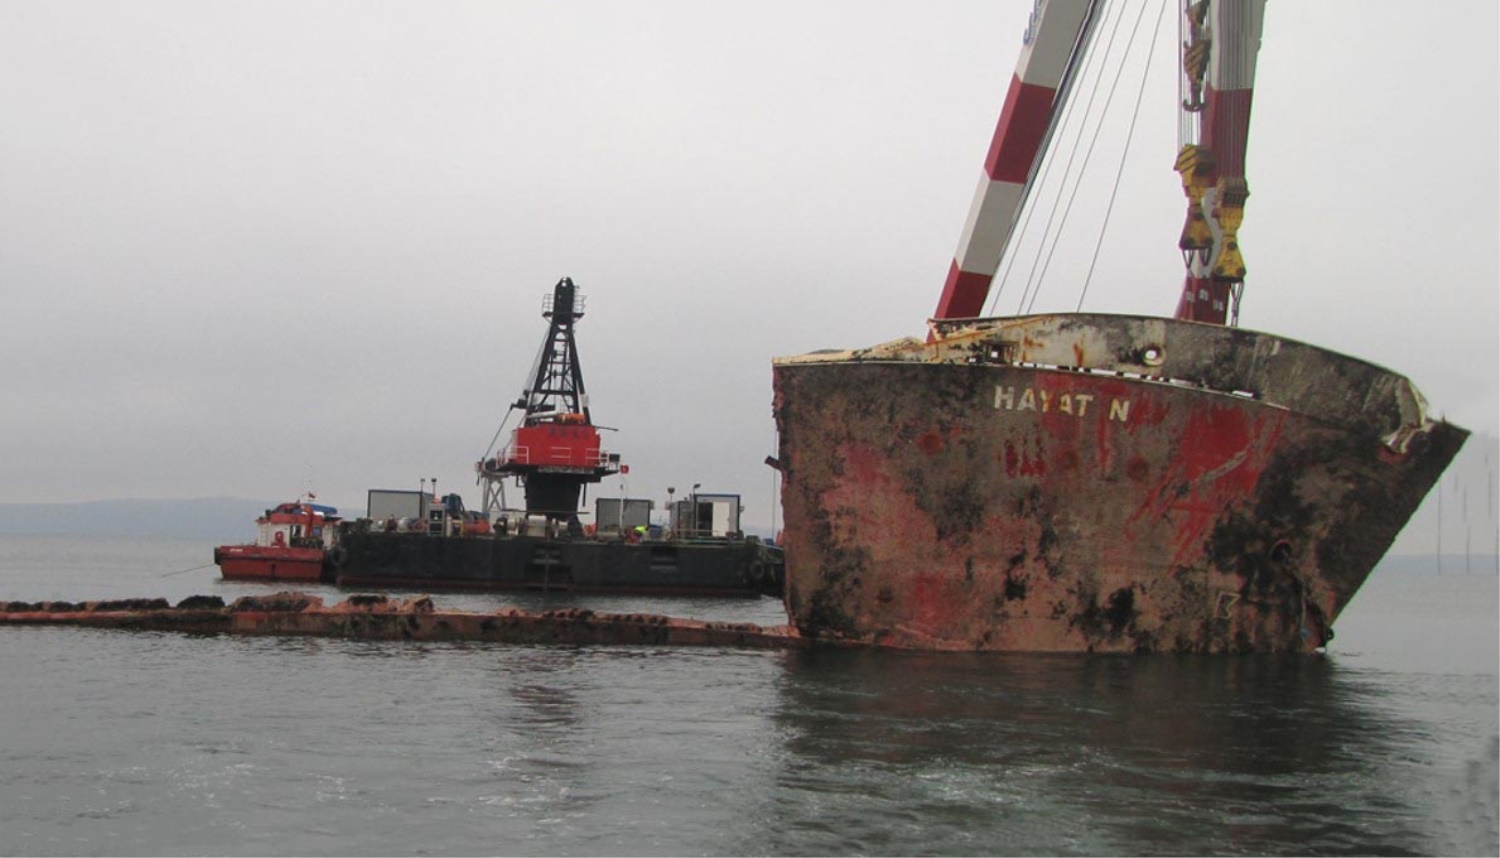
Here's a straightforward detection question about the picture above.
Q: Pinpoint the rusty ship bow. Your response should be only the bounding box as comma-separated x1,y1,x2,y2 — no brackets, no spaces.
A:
773,314,1466,653
770,0,1467,653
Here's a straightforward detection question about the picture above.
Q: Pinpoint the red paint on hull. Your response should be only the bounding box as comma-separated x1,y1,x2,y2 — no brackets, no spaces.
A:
215,545,326,583
772,314,1467,653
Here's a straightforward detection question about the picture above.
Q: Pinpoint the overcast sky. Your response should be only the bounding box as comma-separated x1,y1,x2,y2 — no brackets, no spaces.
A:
2,1,1496,529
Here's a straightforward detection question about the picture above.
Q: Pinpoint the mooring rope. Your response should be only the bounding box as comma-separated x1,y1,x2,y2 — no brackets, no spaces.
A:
158,562,216,578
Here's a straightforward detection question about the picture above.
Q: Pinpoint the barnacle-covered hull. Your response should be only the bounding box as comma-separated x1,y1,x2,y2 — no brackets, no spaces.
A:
771,314,1466,653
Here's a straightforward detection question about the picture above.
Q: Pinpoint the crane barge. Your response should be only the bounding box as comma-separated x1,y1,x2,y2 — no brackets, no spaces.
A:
329,277,784,597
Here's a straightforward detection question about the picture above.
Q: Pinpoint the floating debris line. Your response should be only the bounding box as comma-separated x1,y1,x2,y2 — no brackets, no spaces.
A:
0,592,813,650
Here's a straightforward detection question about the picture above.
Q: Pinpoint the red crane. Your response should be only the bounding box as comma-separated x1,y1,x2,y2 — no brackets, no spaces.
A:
476,277,620,525
930,0,1264,330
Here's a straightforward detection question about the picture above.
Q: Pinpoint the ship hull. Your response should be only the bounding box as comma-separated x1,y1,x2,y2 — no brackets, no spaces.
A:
333,532,783,598
772,314,1467,653
214,545,328,583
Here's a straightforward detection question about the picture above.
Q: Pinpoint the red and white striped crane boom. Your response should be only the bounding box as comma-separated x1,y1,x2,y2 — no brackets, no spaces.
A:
930,0,1267,331
931,0,1101,326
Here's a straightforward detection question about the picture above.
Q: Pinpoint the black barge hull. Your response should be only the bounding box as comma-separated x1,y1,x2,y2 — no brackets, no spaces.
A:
334,532,783,597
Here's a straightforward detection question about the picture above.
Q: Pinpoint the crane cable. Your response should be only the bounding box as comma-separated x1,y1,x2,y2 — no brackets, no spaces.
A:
1075,0,1171,313
985,0,1170,317
984,0,1116,315
1014,0,1139,316
479,408,516,466
987,0,1114,317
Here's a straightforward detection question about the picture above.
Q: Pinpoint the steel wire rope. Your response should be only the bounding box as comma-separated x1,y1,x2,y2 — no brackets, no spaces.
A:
1176,0,1199,282
1177,0,1195,150
1224,4,1248,325
985,116,1068,315
480,409,516,466
1076,0,1171,312
985,0,1110,316
1023,0,1159,316
986,155,1049,314
1178,0,1211,275
1009,0,1134,316
482,311,553,465
994,1,1119,316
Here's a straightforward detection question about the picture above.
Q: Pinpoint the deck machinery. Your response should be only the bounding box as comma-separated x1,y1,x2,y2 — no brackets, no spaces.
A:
477,277,621,524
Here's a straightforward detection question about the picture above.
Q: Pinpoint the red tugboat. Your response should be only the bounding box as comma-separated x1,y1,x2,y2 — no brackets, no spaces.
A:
214,498,342,583
770,0,1467,653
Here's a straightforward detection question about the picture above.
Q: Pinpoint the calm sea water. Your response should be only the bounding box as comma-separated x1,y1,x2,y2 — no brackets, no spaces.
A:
0,535,1495,856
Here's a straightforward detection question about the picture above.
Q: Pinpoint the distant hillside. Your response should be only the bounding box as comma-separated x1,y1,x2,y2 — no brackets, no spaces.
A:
0,498,287,541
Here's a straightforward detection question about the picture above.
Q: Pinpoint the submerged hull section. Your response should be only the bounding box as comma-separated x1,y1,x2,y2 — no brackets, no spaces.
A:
335,532,783,598
772,313,1466,653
